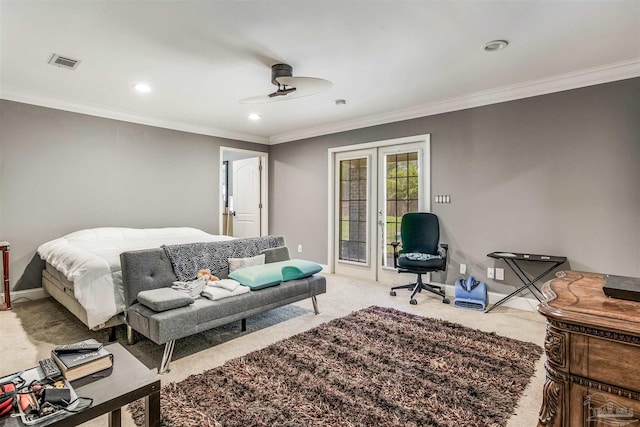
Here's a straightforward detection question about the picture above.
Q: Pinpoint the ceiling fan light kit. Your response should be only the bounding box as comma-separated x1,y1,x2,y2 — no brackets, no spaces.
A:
240,63,332,104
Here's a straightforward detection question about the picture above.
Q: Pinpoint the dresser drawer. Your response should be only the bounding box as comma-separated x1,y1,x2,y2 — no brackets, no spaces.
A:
570,333,640,392
569,383,640,427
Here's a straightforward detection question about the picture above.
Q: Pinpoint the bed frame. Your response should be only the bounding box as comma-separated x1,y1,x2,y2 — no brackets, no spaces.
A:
42,263,123,338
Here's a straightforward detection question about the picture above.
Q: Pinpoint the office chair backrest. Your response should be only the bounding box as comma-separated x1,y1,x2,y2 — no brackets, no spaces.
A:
400,212,440,255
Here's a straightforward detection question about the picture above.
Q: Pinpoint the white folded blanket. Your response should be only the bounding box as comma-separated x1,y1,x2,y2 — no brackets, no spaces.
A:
201,283,250,301
208,279,240,292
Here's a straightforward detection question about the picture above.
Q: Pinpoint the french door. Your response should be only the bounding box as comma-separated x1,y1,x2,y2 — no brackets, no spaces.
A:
333,140,429,283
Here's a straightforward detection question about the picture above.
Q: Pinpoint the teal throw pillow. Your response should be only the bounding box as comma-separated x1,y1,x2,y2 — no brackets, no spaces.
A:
278,259,323,281
228,263,283,290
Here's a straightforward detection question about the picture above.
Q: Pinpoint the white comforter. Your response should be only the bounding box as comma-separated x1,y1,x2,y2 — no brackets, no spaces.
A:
37,227,234,328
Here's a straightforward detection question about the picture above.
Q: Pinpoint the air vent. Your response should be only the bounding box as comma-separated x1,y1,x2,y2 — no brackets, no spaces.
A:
48,54,81,70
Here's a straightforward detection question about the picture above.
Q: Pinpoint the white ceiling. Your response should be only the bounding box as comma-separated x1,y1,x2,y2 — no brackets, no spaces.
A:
1,1,639,144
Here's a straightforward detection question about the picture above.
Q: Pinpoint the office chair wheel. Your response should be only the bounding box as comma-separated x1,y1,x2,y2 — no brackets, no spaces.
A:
410,299,417,305
442,298,450,304
390,291,397,296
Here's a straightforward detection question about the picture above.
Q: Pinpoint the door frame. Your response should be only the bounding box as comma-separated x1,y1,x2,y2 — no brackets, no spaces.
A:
327,134,431,276
219,147,269,236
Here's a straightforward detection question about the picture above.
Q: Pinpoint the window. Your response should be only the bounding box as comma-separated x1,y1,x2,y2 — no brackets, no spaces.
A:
384,152,419,267
338,158,368,263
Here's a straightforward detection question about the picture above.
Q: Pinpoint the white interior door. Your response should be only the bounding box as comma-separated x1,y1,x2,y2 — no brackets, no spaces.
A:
232,157,262,238
333,141,429,283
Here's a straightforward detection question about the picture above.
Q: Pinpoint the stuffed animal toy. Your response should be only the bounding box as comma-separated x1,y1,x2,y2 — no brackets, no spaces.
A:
197,269,220,282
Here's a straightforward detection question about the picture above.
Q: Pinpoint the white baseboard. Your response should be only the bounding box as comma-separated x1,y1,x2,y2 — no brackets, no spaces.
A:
2,288,50,304
5,279,540,312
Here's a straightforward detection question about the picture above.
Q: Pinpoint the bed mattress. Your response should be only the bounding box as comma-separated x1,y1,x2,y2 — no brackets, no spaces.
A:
38,227,234,329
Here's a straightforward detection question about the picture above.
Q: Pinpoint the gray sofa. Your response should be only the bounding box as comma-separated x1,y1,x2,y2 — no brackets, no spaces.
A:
120,237,326,373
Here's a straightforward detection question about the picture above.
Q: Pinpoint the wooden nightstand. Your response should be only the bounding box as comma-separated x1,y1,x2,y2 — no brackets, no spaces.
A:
0,241,10,310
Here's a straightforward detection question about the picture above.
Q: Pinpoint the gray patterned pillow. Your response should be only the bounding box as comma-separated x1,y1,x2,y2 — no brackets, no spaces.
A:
228,254,265,272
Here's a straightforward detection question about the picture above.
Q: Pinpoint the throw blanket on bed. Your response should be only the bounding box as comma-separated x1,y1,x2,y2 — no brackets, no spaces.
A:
163,236,281,281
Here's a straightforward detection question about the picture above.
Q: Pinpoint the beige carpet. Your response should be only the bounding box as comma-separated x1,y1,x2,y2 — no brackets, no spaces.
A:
0,274,547,426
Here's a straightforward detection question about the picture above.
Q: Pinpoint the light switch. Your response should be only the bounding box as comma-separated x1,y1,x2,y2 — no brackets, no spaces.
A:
487,267,495,279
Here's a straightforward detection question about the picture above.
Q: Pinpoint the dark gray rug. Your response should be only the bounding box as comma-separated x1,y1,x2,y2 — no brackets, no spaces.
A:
130,306,543,427
12,297,310,369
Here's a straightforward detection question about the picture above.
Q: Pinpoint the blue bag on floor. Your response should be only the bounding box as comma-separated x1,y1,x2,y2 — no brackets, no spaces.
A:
454,276,488,311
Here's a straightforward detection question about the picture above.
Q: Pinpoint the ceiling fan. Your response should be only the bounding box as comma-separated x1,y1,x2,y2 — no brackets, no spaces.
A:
239,63,332,104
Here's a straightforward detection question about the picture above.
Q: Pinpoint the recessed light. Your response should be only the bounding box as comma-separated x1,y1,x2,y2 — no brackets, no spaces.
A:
248,113,261,121
483,40,509,52
133,83,151,93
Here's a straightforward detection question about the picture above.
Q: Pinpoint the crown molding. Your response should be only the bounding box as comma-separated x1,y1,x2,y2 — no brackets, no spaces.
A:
268,58,640,144
0,87,269,144
2,59,638,146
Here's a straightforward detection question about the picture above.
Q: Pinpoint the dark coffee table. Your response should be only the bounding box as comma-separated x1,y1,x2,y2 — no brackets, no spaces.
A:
0,343,160,427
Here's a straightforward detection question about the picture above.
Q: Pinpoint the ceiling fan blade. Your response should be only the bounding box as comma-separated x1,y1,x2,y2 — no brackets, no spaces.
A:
268,87,296,98
239,94,275,104
276,76,332,95
239,76,332,104
239,88,298,104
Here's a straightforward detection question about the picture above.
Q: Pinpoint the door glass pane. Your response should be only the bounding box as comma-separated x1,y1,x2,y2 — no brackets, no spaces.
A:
383,151,420,268
339,158,368,263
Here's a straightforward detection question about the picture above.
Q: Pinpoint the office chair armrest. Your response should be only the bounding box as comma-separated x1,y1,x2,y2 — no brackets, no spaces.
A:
391,241,401,268
438,243,449,259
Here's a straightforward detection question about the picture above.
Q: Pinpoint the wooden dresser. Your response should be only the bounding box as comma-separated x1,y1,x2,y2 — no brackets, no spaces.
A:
537,271,640,426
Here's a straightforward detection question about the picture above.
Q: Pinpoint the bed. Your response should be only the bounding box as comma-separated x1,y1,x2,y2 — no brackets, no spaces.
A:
37,227,235,330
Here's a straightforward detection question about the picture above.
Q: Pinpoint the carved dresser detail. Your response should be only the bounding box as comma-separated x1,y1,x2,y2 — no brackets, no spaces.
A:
537,271,640,427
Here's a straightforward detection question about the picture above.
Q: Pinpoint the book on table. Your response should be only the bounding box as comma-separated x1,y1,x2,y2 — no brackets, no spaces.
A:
51,339,113,382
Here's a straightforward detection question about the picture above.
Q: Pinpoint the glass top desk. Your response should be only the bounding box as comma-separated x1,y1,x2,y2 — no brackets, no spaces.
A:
485,251,567,313
0,343,160,427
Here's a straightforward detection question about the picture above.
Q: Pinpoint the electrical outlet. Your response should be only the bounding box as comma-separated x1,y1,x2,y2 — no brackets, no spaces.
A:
459,263,467,275
297,244,303,253
487,267,495,279
496,268,504,281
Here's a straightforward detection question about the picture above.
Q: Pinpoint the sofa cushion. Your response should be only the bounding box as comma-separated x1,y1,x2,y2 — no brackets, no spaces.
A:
126,275,328,345
228,254,265,273
137,288,194,312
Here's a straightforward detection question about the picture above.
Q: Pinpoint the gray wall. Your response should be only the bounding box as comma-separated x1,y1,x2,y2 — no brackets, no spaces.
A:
269,78,640,293
2,78,638,295
0,100,267,290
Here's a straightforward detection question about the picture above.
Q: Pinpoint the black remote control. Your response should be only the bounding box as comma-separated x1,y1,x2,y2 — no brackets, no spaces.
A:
54,342,103,353
39,358,62,379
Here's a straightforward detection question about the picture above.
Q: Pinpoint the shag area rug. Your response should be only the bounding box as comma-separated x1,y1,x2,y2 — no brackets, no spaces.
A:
130,306,543,427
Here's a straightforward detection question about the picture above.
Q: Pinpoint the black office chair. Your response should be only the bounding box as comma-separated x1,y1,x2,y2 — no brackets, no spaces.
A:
389,212,450,305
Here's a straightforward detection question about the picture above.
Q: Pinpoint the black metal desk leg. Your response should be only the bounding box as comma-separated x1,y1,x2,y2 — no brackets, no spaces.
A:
146,390,161,427
485,259,563,313
109,407,122,427
509,260,547,300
